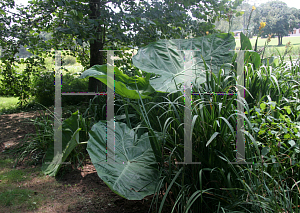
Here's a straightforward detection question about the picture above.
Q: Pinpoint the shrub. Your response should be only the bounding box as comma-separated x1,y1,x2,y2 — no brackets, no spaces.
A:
0,67,21,97
30,71,55,106
31,71,89,106
61,73,89,106
0,83,15,97
62,55,76,66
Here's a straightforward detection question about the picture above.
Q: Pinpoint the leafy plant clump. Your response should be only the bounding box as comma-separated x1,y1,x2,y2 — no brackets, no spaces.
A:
30,71,89,106
34,31,300,212
30,70,55,106
62,55,76,66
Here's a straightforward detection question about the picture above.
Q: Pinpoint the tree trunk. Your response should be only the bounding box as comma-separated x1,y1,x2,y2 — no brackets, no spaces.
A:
280,35,283,45
88,0,105,93
278,34,280,45
89,39,104,92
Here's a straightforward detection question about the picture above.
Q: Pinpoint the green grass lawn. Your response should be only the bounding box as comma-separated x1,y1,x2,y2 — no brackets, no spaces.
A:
235,36,300,59
0,97,19,113
235,36,300,48
0,95,91,116
0,96,41,115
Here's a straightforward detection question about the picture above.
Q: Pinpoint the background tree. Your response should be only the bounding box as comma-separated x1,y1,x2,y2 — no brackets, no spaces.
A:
253,1,300,45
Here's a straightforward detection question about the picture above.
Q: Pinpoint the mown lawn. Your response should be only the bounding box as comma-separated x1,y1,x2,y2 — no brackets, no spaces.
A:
235,35,300,48
235,36,300,58
0,97,19,113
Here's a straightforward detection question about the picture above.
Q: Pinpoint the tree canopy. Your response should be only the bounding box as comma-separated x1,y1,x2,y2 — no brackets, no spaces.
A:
0,0,242,104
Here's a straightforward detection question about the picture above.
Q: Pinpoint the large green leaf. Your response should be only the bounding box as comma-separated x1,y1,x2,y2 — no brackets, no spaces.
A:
240,32,261,69
132,33,236,92
240,32,252,50
87,121,160,200
245,51,261,70
79,65,155,99
41,111,81,176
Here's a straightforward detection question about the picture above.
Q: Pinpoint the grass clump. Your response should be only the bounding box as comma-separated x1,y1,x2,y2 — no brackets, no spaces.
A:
0,188,36,207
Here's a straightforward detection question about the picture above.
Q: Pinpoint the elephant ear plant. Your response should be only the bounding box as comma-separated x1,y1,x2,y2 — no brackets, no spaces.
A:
42,33,236,202
87,121,160,200
42,111,85,176
132,33,235,93
79,33,235,95
79,64,156,99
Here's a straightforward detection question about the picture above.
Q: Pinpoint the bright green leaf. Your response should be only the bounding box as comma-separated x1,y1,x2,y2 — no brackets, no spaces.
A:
132,33,235,93
79,65,155,99
283,106,291,114
42,111,82,176
87,121,160,200
240,32,252,50
260,102,266,111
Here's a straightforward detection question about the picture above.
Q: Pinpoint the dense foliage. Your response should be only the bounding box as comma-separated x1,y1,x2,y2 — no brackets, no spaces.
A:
1,0,300,212
30,70,89,106
33,32,300,212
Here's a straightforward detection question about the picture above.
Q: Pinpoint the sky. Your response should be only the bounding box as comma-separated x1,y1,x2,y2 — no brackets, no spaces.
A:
13,0,300,10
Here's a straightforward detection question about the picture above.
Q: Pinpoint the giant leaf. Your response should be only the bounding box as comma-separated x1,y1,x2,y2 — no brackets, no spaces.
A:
79,65,155,99
132,33,236,92
240,32,252,50
41,111,82,176
87,121,160,200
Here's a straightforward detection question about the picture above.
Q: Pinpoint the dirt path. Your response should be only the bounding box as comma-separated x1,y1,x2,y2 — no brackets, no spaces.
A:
0,110,166,213
0,110,46,151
